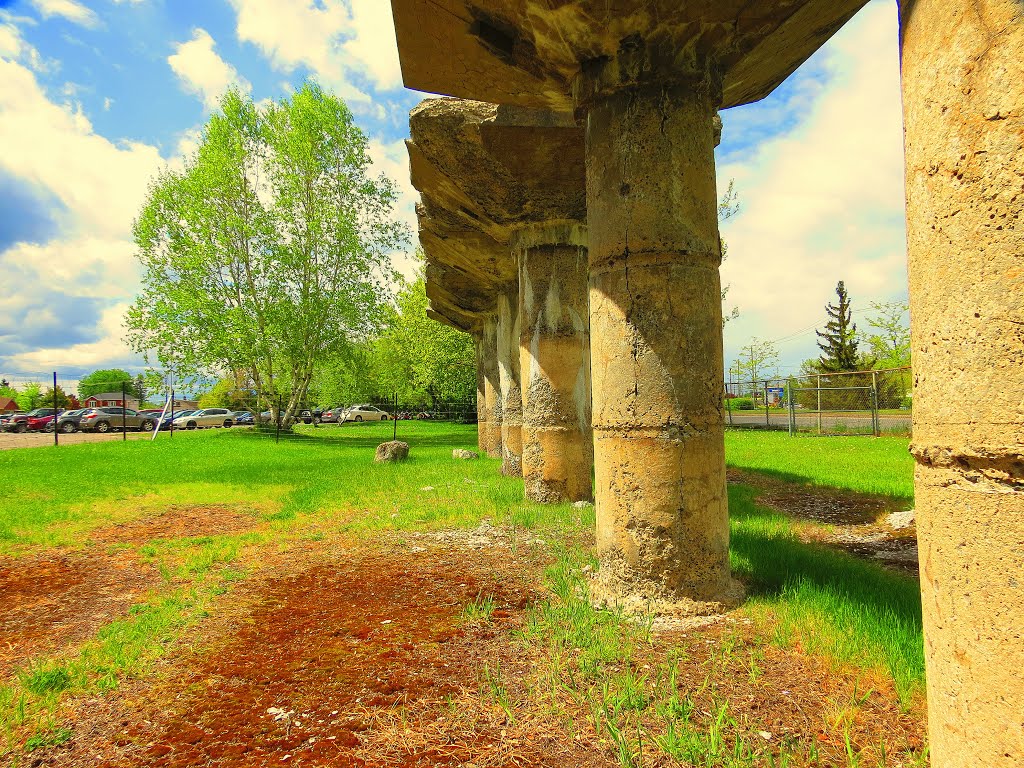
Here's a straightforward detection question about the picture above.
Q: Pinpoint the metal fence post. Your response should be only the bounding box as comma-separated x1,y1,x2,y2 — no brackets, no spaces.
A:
816,374,822,434
788,377,796,436
871,370,880,437
121,381,127,441
276,395,282,444
53,371,59,447
170,389,175,439
764,380,770,427
393,392,398,441
725,381,733,426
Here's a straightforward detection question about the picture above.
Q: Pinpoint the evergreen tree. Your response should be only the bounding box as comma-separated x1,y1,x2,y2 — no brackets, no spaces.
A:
815,281,861,372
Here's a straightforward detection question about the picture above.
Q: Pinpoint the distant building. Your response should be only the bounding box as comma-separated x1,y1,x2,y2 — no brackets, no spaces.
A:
83,392,141,410
0,397,18,413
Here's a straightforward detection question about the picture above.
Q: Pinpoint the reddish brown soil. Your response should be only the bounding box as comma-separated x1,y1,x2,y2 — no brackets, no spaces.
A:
16,533,928,768
36,543,612,768
0,505,260,681
0,551,159,679
658,621,925,762
91,505,259,544
727,469,919,576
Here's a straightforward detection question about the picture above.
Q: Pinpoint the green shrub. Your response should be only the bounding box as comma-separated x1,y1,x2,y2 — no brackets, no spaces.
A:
728,397,755,410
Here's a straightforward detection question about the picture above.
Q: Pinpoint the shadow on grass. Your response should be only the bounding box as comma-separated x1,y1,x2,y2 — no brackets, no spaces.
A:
230,426,476,451
728,465,915,505
729,483,925,701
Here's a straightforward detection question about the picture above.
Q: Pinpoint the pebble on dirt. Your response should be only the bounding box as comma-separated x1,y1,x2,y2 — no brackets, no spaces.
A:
374,441,409,463
452,448,479,460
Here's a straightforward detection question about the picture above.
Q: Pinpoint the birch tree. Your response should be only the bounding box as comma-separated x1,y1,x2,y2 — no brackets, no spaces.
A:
126,85,406,424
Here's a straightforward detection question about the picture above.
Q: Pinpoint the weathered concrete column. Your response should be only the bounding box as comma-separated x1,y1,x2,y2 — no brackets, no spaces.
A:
516,224,593,503
474,332,487,455
583,72,737,611
480,316,503,459
497,284,523,476
899,3,1023,765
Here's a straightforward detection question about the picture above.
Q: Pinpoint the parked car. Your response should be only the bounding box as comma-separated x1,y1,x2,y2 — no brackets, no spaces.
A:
341,404,391,422
2,408,60,433
79,407,156,433
171,408,234,429
0,412,25,428
233,411,254,425
319,406,345,423
49,408,89,433
158,409,196,430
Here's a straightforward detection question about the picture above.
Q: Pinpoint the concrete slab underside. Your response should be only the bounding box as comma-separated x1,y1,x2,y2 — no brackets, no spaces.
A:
392,0,870,111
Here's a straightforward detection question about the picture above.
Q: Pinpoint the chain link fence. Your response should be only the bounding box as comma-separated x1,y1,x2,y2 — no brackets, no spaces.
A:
0,370,478,447
2,365,912,447
725,367,912,436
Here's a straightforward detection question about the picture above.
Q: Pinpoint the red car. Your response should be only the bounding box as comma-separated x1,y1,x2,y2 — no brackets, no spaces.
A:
2,408,60,433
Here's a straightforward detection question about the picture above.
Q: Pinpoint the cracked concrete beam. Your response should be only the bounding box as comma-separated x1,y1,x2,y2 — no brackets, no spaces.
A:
391,0,869,111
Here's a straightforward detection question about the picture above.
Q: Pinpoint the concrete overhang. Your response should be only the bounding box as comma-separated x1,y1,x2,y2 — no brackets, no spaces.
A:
408,98,585,245
417,198,516,287
416,195,515,326
391,0,870,111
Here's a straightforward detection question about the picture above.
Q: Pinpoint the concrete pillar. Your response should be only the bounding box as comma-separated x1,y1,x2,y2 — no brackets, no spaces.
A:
497,285,523,476
474,332,487,455
481,316,502,459
516,224,593,504
582,74,737,610
899,3,1023,765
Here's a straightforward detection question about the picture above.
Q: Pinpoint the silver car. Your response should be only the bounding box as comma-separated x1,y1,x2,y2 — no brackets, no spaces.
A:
171,408,234,429
79,407,157,433
341,404,391,423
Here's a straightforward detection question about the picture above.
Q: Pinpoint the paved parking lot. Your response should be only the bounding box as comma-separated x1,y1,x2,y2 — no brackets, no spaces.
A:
0,429,194,450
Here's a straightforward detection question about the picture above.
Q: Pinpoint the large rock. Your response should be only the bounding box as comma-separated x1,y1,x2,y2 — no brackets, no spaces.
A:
453,449,480,460
374,441,409,463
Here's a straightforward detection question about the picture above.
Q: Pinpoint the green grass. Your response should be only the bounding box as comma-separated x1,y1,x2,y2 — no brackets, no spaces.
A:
0,422,592,751
0,422,923,760
725,430,914,499
0,422,593,554
728,483,924,705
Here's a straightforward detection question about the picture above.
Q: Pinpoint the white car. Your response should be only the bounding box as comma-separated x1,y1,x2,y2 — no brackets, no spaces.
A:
171,407,235,429
341,404,391,422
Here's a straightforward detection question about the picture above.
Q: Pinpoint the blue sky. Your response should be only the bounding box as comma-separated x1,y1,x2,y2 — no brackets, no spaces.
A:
0,0,908,384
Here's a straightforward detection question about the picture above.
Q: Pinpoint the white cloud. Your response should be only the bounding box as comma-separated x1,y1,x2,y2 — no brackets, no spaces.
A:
28,0,98,28
227,0,402,104
0,60,163,239
718,0,907,371
0,16,49,71
168,28,250,111
367,137,418,279
8,302,138,370
0,56,171,372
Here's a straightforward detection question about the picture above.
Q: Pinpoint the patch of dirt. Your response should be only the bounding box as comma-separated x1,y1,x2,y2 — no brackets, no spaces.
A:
728,469,920,576
25,532,929,768
653,620,926,763
42,543,584,768
0,552,159,679
91,505,259,544
1,506,261,682
0,431,164,451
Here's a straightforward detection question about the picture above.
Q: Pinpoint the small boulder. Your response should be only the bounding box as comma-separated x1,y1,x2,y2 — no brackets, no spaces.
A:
375,440,409,463
572,500,595,510
453,448,480,460
886,508,915,530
